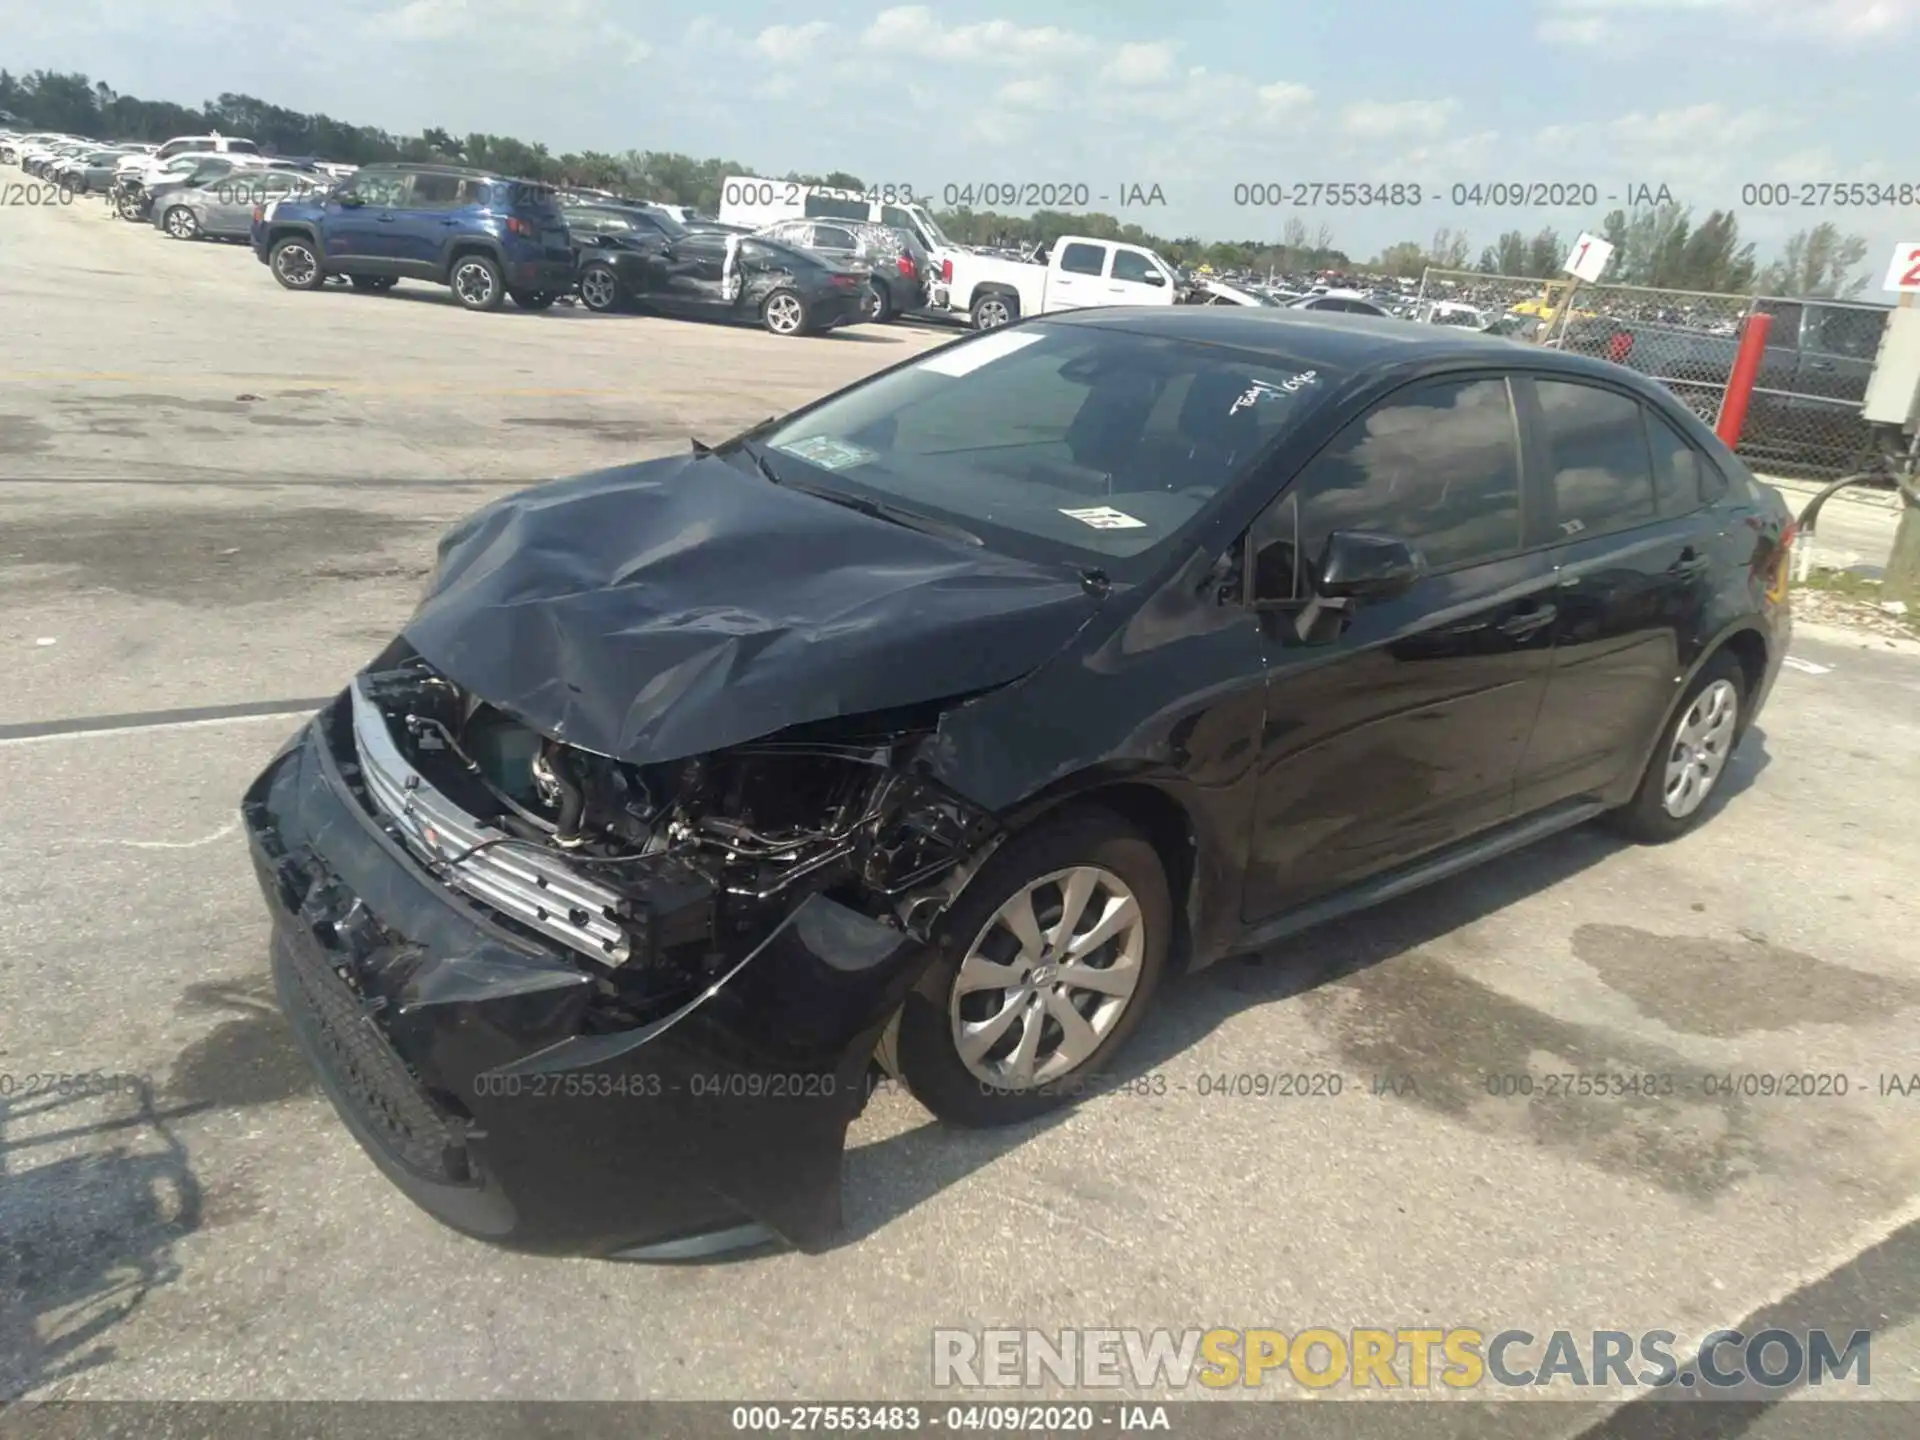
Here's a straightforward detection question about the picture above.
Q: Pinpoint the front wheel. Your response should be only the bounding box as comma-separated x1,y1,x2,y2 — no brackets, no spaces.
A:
578,262,622,312
449,254,505,311
760,288,809,335
115,191,144,221
268,237,326,291
1606,651,1747,842
896,808,1171,1127
163,205,199,240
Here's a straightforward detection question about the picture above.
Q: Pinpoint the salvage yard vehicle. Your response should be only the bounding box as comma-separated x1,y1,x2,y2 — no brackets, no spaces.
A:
251,162,576,311
155,163,329,241
933,234,1182,330
243,306,1793,1260
755,217,929,322
580,229,876,333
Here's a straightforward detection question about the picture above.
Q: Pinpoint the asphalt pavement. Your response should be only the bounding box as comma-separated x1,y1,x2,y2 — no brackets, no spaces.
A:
3,190,1919,1432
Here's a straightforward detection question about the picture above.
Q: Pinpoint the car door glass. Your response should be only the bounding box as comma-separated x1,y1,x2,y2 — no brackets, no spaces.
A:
405,172,463,209
1111,250,1157,283
349,173,407,207
1058,243,1105,276
814,226,857,251
1295,377,1523,573
1645,410,1706,516
1535,380,1658,539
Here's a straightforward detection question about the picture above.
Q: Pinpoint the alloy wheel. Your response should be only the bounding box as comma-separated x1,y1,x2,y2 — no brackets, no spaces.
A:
165,208,197,239
580,268,618,310
765,293,804,333
949,865,1146,1089
274,244,317,286
453,261,496,308
975,298,1011,329
1663,678,1738,819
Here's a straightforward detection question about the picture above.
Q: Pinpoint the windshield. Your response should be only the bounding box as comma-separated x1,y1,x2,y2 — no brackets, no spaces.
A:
759,322,1340,565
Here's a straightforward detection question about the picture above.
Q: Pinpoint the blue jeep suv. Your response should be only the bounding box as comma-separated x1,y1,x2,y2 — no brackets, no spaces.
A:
251,162,575,311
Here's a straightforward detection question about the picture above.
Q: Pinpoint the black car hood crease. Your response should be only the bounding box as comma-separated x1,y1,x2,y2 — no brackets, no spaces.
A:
402,452,1107,764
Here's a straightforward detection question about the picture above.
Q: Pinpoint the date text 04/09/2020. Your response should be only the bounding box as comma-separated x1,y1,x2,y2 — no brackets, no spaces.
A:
1227,181,1679,208
939,183,1166,209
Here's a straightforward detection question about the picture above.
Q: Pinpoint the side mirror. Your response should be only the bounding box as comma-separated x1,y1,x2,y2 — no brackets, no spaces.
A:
1139,271,1166,286
1316,530,1426,600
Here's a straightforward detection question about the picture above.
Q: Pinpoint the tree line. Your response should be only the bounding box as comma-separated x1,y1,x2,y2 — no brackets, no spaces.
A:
0,68,1873,298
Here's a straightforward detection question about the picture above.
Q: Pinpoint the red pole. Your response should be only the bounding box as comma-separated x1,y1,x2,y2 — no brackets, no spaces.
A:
1716,311,1771,448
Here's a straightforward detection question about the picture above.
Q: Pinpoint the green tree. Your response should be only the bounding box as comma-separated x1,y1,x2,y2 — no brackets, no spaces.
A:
1757,224,1871,297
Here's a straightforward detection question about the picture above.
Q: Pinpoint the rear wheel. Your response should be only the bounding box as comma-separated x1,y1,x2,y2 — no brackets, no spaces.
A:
971,291,1016,330
449,254,505,311
163,205,199,240
268,237,325,291
870,280,895,322
1607,651,1747,842
761,289,808,335
578,263,621,312
896,808,1171,1127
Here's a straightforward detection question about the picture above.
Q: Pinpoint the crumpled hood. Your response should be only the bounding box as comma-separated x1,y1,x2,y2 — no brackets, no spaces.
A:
402,452,1105,764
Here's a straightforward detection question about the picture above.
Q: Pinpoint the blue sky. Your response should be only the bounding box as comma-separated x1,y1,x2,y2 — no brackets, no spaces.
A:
8,0,1919,282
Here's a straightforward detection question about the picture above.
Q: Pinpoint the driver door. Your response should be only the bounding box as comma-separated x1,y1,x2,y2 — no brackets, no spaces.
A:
1105,246,1171,306
319,170,408,267
1240,373,1562,921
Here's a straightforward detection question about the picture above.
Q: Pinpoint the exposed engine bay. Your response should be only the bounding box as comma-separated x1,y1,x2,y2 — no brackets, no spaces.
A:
356,654,995,1014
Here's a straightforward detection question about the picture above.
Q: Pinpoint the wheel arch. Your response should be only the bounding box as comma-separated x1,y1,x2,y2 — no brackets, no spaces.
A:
1612,618,1772,807
265,221,325,261
442,237,507,274
968,282,1021,313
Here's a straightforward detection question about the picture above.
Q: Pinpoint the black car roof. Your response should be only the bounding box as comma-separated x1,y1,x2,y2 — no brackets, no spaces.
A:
1042,306,1684,392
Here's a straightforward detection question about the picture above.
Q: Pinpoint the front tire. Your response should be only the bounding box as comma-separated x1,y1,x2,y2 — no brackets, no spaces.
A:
449,254,505,311
897,808,1171,1127
578,262,622,312
268,237,325,291
761,288,809,335
163,205,199,240
1607,651,1747,843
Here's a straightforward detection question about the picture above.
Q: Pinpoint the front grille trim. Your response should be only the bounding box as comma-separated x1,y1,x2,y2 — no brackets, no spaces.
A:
349,677,632,964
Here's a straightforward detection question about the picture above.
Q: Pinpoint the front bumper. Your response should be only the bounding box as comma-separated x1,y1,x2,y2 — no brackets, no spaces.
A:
242,691,934,1257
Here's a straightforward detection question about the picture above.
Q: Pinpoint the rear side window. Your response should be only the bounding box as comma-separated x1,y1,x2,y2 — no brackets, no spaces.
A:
1645,410,1707,515
1533,379,1657,540
1059,243,1105,276
406,172,462,207
1295,376,1523,571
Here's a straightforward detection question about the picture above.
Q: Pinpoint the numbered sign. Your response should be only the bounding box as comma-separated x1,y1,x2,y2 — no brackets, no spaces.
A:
1884,242,1920,293
1563,232,1614,283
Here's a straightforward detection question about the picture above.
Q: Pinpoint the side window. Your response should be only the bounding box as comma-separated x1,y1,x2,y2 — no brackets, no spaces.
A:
880,205,912,229
1534,379,1657,539
1111,249,1158,283
348,172,408,206
1645,410,1706,516
405,172,464,208
813,225,857,250
1058,242,1106,276
1295,377,1524,573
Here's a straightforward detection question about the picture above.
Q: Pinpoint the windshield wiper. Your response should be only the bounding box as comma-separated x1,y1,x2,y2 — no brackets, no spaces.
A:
784,479,983,546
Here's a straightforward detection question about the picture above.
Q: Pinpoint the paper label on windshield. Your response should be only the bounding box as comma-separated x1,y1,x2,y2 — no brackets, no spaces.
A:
918,330,1045,377
776,435,872,470
1060,505,1147,530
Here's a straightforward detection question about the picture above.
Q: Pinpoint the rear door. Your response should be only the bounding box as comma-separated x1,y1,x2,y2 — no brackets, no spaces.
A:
1242,373,1561,920
1511,377,1724,812
1044,241,1108,312
386,169,464,274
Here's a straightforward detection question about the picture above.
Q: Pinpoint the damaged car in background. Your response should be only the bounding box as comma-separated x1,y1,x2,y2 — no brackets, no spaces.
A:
244,308,1792,1259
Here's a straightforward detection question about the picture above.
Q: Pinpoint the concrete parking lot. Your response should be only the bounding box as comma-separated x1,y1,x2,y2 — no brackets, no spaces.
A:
4,192,1920,1430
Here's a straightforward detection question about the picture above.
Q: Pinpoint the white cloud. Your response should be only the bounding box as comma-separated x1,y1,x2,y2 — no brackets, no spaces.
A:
755,21,832,63
994,77,1060,109
375,0,647,62
1341,99,1458,137
860,5,1095,65
1257,81,1315,117
1104,41,1178,86
1536,0,1917,45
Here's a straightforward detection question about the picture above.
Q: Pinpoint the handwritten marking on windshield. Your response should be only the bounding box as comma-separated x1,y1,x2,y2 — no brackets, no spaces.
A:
1230,370,1318,415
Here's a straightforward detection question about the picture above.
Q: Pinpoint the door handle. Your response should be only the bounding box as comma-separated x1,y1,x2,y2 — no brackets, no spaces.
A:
1497,605,1557,638
1670,548,1710,577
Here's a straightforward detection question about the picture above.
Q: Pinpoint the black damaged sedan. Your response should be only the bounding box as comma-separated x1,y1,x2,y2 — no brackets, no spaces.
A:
245,308,1794,1258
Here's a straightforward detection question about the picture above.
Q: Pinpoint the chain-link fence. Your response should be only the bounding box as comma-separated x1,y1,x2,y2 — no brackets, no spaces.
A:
1416,268,1888,478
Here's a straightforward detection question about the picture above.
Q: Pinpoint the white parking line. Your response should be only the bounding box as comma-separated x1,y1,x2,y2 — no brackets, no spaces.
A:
0,709,314,747
1782,656,1832,675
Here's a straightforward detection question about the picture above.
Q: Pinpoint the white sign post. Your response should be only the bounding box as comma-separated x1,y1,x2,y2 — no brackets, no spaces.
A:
1563,232,1615,283
1884,241,1920,304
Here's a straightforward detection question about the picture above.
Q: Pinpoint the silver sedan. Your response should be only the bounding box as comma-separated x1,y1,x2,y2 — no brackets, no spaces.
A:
152,168,331,241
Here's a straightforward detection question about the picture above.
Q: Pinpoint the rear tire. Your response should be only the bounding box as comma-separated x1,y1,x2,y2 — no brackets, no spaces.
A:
449,254,505,311
870,281,894,323
1606,651,1747,843
971,291,1017,330
761,289,808,335
897,807,1171,1128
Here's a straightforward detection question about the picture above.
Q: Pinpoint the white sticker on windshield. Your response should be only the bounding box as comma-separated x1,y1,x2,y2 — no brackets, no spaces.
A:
918,330,1046,377
1230,369,1319,415
775,435,873,470
1060,506,1147,530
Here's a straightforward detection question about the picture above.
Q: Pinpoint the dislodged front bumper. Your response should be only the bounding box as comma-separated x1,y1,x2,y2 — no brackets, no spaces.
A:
241,692,935,1258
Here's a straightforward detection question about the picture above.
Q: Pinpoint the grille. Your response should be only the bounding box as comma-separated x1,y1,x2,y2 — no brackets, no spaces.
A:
276,930,472,1186
349,677,632,964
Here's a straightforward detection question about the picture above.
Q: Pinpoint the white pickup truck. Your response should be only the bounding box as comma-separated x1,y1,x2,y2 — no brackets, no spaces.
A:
929,234,1182,329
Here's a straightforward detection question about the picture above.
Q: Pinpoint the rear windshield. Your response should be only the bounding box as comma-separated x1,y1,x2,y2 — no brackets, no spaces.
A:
761,321,1342,565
